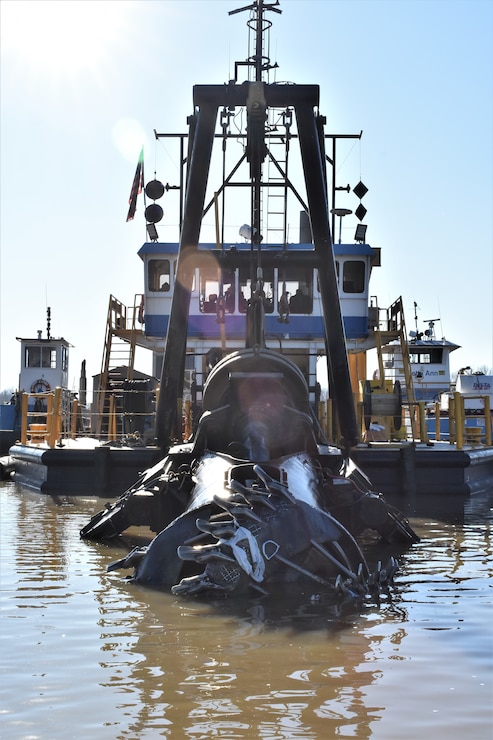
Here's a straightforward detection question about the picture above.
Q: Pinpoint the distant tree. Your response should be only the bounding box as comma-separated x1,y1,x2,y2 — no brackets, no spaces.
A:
0,387,15,404
474,365,493,375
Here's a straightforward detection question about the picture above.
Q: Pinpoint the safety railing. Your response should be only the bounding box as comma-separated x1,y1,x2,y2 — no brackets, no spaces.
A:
91,381,158,445
318,393,493,450
19,384,157,448
19,386,492,450
345,392,492,448
20,388,78,448
423,393,492,449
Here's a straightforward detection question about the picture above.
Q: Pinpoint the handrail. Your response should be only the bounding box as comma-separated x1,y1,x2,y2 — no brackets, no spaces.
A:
17,383,492,450
352,391,492,449
20,388,74,448
451,392,492,449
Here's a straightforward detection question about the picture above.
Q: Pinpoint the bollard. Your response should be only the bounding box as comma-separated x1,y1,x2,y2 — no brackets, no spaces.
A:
21,393,28,444
418,402,428,443
454,392,464,449
434,401,441,441
484,396,492,447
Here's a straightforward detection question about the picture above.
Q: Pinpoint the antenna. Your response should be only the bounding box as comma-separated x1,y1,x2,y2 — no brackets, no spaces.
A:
423,318,440,339
410,302,424,341
229,0,281,83
46,307,51,340
413,301,419,333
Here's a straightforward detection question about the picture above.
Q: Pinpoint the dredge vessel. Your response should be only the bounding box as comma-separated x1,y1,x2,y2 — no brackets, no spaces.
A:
81,0,418,598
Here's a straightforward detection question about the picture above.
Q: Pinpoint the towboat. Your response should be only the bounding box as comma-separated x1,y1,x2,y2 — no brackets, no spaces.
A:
381,303,460,404
0,309,76,453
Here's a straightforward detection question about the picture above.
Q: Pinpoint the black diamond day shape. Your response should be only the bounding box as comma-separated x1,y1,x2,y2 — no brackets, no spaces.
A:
353,180,368,199
355,203,367,221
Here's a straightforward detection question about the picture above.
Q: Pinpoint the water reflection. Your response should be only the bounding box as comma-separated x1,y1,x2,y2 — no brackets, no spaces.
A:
1,481,491,739
84,569,420,738
98,594,387,738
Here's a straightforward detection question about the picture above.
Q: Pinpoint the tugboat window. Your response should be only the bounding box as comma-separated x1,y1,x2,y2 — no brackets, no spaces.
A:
148,259,171,292
409,349,443,364
342,260,365,293
239,266,274,313
25,346,41,368
278,265,313,314
46,347,56,368
199,268,236,314
25,346,56,368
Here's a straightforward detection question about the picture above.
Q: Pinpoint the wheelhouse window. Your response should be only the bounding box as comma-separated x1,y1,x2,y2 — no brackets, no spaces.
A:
277,266,313,314
239,266,274,313
409,349,443,364
25,346,41,368
47,347,57,368
199,268,236,314
148,259,171,292
410,352,430,364
25,345,57,368
342,260,365,293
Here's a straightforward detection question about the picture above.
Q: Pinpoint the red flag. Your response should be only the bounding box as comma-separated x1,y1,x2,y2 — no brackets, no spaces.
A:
126,147,144,222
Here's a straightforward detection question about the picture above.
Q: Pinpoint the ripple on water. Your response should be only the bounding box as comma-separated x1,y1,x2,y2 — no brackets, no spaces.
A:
0,481,492,739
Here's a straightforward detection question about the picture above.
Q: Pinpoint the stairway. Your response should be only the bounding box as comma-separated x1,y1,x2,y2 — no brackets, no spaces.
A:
95,295,140,437
377,297,418,439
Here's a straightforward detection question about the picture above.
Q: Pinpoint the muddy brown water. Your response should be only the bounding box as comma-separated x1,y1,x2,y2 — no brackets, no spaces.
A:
1,480,492,739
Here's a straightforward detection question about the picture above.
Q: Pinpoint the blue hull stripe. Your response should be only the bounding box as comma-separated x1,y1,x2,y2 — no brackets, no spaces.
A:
144,313,368,340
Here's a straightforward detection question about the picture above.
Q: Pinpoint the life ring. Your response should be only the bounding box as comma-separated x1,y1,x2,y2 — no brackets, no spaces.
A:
31,379,51,394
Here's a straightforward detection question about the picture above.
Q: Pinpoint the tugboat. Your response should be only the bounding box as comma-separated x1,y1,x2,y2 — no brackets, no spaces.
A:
0,308,74,454
383,302,460,404
81,0,418,599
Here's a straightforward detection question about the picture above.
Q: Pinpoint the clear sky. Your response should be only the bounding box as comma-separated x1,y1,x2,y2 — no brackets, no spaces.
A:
1,0,492,395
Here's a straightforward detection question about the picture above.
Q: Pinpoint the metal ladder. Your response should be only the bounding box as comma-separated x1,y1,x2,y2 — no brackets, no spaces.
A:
264,109,291,245
375,297,418,440
394,299,417,439
96,295,139,437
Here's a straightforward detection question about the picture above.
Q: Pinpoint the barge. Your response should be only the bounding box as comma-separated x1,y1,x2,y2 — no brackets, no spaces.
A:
3,0,492,502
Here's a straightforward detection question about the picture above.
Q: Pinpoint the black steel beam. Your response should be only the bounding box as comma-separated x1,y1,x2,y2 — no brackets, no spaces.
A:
294,103,359,449
156,101,218,451
193,83,320,110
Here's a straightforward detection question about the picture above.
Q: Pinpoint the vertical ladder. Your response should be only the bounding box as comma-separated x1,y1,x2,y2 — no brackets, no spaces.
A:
265,110,291,245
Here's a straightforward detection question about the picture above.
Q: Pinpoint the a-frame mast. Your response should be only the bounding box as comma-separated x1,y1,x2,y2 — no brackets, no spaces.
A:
156,0,359,452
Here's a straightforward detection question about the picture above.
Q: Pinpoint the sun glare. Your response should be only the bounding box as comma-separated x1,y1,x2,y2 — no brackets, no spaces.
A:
1,0,135,84
112,117,150,164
